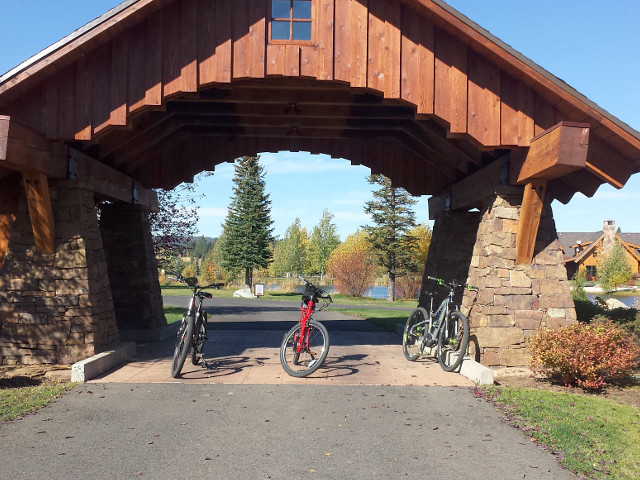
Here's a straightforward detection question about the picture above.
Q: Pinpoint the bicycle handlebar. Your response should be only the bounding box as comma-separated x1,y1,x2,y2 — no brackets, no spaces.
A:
426,275,478,292
298,276,332,302
168,271,224,291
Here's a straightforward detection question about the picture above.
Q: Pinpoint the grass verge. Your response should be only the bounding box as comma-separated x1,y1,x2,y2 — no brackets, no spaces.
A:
161,286,416,309
479,386,640,479
164,306,184,324
330,307,411,331
1,379,76,422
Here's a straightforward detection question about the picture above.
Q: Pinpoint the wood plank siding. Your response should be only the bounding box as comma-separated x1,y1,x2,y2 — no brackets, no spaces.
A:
0,0,638,198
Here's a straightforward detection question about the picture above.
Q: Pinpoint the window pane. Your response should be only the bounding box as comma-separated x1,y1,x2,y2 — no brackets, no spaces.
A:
272,21,290,40
292,21,311,41
293,0,312,20
272,0,290,19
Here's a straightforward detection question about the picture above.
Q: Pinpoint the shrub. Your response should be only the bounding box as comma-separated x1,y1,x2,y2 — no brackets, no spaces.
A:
394,273,422,300
528,320,640,390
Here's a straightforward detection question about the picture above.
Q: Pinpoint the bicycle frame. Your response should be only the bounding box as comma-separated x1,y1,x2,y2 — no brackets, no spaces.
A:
411,289,457,346
293,299,315,353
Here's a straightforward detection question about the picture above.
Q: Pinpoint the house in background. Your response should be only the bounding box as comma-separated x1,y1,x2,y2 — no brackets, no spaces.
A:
558,220,640,280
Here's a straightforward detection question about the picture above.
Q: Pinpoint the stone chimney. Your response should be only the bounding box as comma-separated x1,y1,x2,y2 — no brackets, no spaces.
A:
602,219,616,253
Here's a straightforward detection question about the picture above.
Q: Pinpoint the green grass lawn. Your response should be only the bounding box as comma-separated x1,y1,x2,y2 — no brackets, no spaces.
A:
0,380,76,422
481,386,640,479
330,307,411,331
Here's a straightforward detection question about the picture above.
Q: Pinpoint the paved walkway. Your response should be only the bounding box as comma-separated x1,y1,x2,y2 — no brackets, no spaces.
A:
0,298,577,479
95,297,473,387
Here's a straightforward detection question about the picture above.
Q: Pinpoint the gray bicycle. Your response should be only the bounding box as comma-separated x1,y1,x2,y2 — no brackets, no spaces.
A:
169,272,224,378
402,276,476,372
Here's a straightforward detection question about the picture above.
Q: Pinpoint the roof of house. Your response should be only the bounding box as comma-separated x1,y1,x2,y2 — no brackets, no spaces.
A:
558,229,640,262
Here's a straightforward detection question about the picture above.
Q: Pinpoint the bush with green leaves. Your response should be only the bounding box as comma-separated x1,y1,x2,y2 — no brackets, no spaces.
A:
528,320,640,390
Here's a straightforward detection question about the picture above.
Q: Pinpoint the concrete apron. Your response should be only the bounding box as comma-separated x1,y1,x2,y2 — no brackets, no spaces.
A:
77,322,493,386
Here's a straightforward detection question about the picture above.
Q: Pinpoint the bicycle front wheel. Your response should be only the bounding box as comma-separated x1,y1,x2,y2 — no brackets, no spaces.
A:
403,307,428,361
437,311,469,372
280,319,329,377
171,314,194,378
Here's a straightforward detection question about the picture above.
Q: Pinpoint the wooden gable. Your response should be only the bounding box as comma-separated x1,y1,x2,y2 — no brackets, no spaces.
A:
1,0,640,264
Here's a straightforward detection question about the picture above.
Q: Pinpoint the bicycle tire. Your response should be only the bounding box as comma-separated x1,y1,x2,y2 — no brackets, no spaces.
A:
437,311,469,372
171,314,194,378
403,307,428,361
191,315,207,365
280,319,329,377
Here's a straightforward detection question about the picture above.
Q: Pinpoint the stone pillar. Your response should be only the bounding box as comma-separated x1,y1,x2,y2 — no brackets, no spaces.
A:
99,203,166,341
0,180,119,365
462,187,576,367
421,210,480,306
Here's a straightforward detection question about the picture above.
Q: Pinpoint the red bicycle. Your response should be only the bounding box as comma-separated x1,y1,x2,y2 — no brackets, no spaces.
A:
279,277,332,377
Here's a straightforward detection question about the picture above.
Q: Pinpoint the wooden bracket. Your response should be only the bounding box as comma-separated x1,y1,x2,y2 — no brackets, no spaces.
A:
515,180,547,264
0,173,22,268
22,171,56,255
515,122,590,264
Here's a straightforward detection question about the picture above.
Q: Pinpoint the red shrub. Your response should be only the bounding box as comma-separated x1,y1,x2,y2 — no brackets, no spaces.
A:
528,320,640,390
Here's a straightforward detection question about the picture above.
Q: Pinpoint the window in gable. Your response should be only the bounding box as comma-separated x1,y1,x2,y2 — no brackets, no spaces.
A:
270,0,312,42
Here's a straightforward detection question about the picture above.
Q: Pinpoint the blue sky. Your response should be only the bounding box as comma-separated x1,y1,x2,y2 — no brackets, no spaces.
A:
1,0,638,239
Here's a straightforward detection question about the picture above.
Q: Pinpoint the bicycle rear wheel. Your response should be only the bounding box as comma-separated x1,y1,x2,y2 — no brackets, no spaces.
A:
403,307,428,361
437,311,469,372
280,319,329,377
171,314,194,378
191,313,207,365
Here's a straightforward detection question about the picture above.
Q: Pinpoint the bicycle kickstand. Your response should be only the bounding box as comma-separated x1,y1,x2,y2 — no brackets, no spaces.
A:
198,353,213,370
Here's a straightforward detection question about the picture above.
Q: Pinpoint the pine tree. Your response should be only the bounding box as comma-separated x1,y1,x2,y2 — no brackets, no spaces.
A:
309,209,341,278
219,156,274,289
363,174,418,301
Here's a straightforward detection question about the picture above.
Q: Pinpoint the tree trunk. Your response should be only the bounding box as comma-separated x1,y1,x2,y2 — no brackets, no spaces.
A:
388,271,396,302
244,267,253,290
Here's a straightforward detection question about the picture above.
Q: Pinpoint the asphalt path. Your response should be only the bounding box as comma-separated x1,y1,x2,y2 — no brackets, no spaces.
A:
0,383,575,479
0,297,576,479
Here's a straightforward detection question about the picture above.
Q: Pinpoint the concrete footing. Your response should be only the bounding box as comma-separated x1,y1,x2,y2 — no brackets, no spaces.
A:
71,342,136,382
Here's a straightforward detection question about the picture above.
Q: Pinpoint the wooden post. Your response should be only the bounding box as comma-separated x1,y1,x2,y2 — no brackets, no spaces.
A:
22,171,56,254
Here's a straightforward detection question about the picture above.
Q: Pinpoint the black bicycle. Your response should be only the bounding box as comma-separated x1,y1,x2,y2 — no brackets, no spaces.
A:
279,277,332,377
402,276,476,372
169,272,224,378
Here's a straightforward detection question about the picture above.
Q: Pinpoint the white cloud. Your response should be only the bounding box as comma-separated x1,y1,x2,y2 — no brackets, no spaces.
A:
260,152,360,175
198,206,228,218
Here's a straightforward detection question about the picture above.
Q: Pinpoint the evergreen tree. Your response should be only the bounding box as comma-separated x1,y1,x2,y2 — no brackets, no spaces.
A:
309,209,341,278
362,174,418,301
219,156,274,288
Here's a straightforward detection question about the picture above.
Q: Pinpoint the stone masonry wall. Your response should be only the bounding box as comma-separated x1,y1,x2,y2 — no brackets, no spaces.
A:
99,203,166,340
462,187,576,367
0,180,119,365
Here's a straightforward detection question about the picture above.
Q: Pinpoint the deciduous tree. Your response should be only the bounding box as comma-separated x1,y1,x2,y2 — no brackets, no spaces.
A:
149,183,200,269
308,209,341,279
598,239,633,292
326,231,377,297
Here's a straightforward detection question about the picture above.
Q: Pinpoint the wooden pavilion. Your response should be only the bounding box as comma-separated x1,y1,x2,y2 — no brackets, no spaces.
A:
1,0,639,367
